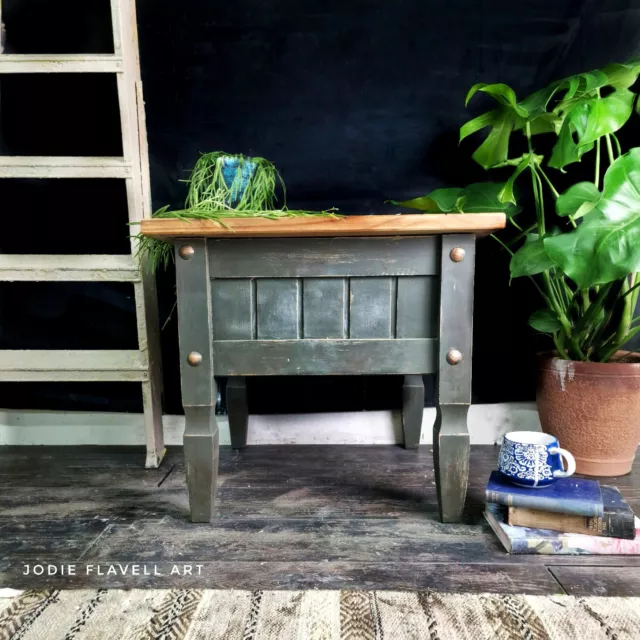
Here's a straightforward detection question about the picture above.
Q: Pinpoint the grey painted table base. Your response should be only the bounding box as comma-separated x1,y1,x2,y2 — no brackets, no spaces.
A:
174,234,475,524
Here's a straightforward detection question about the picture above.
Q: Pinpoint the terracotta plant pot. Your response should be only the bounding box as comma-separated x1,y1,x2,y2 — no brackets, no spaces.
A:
537,353,640,477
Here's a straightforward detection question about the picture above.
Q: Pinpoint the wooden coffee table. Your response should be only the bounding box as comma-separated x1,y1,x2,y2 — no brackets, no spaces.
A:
142,213,505,523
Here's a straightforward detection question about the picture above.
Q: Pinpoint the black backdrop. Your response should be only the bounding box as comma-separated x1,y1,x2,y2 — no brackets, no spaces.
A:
0,0,639,415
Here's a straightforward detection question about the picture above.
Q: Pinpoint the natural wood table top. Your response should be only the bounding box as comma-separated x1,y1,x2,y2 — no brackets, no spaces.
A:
141,213,506,239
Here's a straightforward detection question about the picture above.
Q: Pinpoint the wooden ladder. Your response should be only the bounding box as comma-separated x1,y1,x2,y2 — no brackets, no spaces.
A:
0,0,165,467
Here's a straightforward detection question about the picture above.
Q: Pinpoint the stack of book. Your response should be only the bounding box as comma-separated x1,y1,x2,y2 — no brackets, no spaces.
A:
484,471,640,555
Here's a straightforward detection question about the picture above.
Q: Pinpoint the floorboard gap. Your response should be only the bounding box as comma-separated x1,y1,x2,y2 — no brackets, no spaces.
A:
544,565,568,595
76,523,112,562
157,464,176,487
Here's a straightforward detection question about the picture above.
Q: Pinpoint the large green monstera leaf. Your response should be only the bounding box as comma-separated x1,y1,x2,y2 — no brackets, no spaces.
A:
461,65,640,171
543,149,640,288
549,89,636,171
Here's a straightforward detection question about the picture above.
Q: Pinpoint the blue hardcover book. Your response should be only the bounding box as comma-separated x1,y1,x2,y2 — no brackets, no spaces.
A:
485,470,603,517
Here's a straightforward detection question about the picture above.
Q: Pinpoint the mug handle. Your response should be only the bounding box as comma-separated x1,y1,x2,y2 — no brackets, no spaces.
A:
549,447,576,478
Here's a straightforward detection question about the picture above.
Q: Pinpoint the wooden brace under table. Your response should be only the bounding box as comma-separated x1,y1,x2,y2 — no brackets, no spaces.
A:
142,213,506,523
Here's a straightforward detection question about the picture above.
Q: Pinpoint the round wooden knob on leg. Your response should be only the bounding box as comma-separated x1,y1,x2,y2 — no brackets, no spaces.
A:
449,247,466,263
187,351,203,366
446,349,462,365
179,245,195,260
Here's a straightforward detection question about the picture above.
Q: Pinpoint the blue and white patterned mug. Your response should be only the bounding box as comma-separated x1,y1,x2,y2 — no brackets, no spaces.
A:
498,431,576,488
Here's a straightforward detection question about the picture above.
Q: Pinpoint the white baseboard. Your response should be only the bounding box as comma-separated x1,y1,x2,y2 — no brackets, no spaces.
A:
0,402,541,446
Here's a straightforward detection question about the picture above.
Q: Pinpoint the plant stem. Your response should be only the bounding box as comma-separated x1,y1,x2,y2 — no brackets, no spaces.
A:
533,169,547,234
611,133,622,158
537,166,560,199
630,273,640,320
625,272,640,343
574,282,614,348
525,123,543,236
544,266,586,360
507,223,538,247
508,217,523,232
614,278,633,350
552,274,571,311
605,134,615,166
538,162,579,227
524,121,580,355
621,276,640,300
528,165,545,236
490,233,514,256
491,233,513,256
542,271,582,358
555,330,566,357
595,137,601,189
600,325,640,362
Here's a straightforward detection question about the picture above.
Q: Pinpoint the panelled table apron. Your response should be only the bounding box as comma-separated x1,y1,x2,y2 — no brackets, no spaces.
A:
142,214,506,523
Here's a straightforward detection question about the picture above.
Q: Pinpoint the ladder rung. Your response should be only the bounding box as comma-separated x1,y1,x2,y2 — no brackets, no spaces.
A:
0,157,131,178
0,350,149,382
0,255,140,282
0,54,125,74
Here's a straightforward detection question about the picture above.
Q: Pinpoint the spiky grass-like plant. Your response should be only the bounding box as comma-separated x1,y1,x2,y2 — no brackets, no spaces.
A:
133,152,339,273
185,152,284,210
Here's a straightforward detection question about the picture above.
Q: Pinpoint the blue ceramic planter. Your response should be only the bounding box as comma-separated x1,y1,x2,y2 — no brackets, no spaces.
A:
220,157,256,207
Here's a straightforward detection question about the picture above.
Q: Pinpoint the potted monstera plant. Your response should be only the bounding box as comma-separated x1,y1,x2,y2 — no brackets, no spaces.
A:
392,62,640,476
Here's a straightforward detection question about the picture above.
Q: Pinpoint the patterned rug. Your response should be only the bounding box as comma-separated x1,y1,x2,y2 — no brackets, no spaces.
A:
1,589,639,639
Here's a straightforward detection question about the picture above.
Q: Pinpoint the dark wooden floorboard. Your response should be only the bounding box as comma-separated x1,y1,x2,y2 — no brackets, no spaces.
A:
81,517,518,565
0,488,186,521
0,520,109,570
0,446,171,489
549,567,640,596
0,444,638,591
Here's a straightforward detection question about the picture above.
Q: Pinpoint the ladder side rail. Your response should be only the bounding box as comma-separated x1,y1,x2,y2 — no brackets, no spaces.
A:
111,0,165,467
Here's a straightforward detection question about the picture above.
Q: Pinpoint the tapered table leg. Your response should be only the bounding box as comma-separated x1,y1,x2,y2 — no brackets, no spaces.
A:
184,406,219,522
227,376,249,449
402,374,424,449
175,239,219,523
434,404,470,522
434,235,475,523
